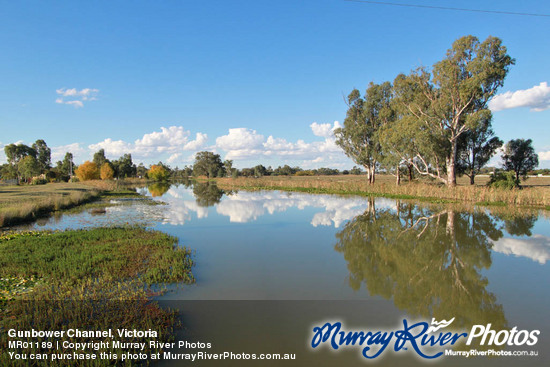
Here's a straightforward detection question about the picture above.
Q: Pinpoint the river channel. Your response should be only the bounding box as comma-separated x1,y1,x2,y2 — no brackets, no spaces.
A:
17,181,550,366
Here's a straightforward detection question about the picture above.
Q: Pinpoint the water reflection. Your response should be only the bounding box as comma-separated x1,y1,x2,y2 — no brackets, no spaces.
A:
493,235,550,264
148,182,171,197
334,202,508,333
192,182,224,207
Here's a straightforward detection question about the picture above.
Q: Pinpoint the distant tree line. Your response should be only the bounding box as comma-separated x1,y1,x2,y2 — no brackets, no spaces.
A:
0,141,368,185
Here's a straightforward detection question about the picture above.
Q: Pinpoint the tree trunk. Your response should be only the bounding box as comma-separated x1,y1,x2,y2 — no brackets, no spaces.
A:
396,167,400,186
446,141,458,186
469,174,475,185
370,164,376,184
408,164,413,182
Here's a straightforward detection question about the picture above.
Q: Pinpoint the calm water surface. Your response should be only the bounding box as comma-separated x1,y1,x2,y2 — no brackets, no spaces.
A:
19,182,550,366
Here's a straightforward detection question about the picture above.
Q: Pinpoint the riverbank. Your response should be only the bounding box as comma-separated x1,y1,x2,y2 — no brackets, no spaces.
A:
213,175,550,208
0,227,194,366
0,180,149,228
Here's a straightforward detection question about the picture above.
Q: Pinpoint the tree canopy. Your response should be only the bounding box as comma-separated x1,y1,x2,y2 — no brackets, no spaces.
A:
337,35,514,186
502,139,539,182
192,151,224,178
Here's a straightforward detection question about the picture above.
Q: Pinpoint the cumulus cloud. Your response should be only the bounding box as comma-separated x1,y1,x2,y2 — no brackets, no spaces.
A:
539,151,550,161
183,133,208,151
216,128,265,150
51,143,87,162
89,138,133,157
56,88,99,108
310,121,341,138
489,82,550,112
88,126,208,161
214,123,348,166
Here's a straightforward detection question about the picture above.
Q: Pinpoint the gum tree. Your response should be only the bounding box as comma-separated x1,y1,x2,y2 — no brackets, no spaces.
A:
397,36,514,186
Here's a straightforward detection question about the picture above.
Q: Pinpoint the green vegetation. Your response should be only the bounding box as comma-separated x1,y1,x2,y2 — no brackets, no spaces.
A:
335,35,514,187
0,227,194,286
0,227,194,366
147,164,171,181
502,139,539,183
192,151,225,178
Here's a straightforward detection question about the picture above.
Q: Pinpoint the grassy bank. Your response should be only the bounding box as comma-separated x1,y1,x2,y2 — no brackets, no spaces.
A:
213,175,550,207
0,180,152,228
0,227,194,366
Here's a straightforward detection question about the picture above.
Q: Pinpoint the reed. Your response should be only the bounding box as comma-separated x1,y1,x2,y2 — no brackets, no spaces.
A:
214,175,550,207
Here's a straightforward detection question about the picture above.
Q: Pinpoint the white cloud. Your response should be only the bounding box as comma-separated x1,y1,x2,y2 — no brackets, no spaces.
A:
310,121,341,138
213,123,349,166
89,138,133,157
489,82,550,112
183,133,208,151
216,128,265,151
48,122,352,168
51,143,86,162
136,126,190,151
55,88,99,108
539,151,550,161
167,153,181,164
87,126,208,163
493,235,550,264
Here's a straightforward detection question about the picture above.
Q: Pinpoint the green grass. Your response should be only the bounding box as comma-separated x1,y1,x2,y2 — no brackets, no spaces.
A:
0,227,194,286
0,227,194,366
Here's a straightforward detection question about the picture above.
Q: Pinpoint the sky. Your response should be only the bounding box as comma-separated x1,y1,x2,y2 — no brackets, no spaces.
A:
1,0,549,169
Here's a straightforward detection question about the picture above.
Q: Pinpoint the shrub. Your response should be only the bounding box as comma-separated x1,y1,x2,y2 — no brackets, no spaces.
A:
148,164,170,181
30,177,47,185
488,171,520,190
100,162,114,180
75,161,99,181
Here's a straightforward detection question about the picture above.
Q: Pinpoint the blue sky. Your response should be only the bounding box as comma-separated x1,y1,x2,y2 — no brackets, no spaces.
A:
1,0,549,168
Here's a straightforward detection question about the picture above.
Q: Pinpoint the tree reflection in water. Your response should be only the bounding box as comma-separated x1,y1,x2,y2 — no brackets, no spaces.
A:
335,200,513,337
192,181,224,207
148,182,171,197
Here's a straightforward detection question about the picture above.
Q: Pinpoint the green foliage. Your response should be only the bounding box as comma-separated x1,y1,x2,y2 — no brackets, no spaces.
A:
4,143,36,165
272,165,300,176
147,164,171,181
30,177,47,185
488,171,519,190
356,36,514,186
18,155,41,181
92,148,108,168
335,82,393,183
0,225,195,366
112,153,136,178
31,139,51,172
502,139,539,182
0,227,194,286
456,114,503,184
192,151,224,178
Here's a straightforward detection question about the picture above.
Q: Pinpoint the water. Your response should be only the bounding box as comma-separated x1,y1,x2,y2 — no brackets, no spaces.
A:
17,182,550,366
